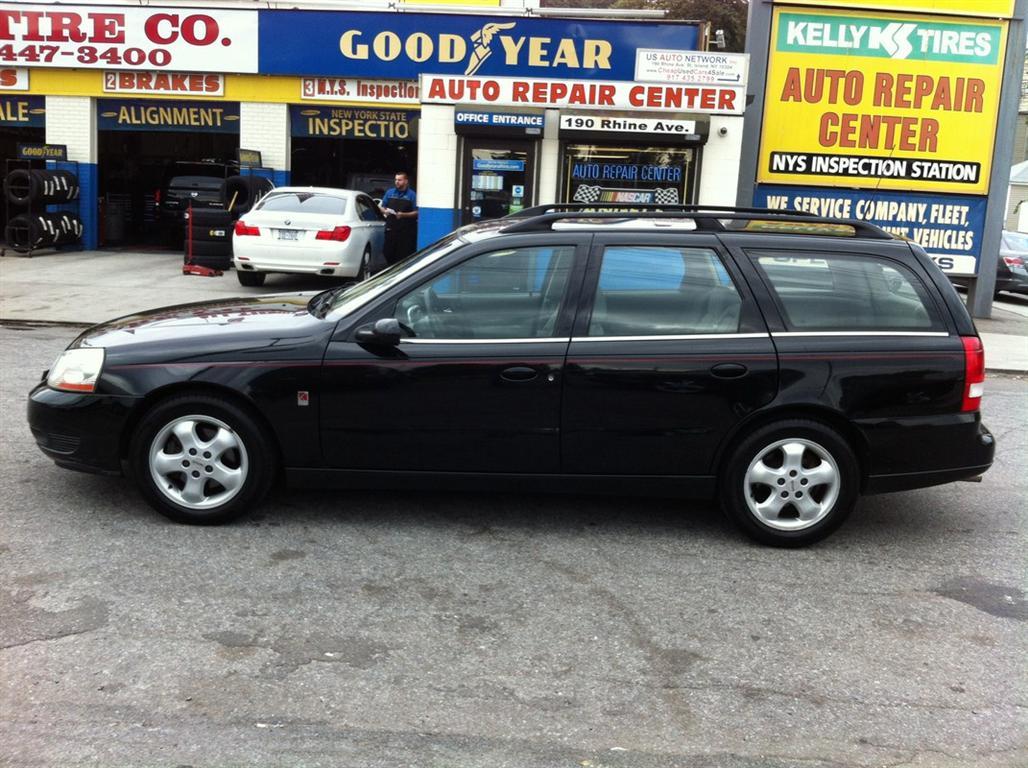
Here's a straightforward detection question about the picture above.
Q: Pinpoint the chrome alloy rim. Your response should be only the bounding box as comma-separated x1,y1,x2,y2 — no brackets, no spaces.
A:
743,438,840,531
149,415,248,510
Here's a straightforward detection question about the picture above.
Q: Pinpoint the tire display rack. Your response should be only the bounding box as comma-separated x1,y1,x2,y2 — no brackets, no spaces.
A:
2,159,84,258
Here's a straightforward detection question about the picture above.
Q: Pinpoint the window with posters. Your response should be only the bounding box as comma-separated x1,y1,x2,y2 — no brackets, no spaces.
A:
560,145,696,206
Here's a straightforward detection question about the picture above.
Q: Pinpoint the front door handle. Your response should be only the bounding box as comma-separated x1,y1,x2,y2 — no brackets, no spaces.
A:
500,366,539,382
710,363,748,379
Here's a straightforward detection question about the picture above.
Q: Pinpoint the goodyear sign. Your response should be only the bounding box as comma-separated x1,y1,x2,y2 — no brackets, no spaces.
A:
97,98,239,132
0,95,44,126
757,7,1007,195
259,11,700,80
290,105,417,140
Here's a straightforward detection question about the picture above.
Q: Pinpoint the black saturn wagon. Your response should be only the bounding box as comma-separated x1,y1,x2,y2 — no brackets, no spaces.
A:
28,205,994,546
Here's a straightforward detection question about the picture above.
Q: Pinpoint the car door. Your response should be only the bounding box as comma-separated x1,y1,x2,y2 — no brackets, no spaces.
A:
355,195,385,257
319,236,589,473
561,233,779,477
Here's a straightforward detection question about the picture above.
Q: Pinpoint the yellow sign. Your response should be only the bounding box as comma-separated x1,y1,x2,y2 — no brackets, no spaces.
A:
24,69,420,109
778,0,1015,19
757,7,1008,194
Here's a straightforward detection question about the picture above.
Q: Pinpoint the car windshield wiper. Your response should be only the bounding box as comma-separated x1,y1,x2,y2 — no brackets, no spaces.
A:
307,286,342,317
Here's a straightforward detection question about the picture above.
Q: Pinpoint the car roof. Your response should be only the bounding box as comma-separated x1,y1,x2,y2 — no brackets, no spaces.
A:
263,187,361,199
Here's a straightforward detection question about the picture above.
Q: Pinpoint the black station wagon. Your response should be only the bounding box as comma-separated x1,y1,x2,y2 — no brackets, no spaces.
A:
28,205,994,546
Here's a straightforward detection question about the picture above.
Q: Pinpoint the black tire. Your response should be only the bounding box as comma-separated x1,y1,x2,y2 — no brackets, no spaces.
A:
4,214,43,252
237,270,266,287
4,169,79,205
358,245,372,281
129,393,276,525
187,208,232,225
221,175,274,214
191,222,233,242
185,240,233,258
720,419,859,547
191,254,232,270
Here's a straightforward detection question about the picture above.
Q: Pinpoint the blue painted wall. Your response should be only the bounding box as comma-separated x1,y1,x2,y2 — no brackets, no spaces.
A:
419,206,459,249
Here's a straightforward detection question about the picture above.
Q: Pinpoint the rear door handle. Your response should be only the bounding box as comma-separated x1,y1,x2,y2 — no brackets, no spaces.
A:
501,366,539,382
710,363,748,379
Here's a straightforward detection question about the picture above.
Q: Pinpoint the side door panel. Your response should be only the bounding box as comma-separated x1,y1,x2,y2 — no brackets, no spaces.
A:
320,236,589,473
562,234,778,477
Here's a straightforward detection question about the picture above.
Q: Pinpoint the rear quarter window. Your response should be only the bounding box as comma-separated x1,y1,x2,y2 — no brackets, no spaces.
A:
751,251,945,332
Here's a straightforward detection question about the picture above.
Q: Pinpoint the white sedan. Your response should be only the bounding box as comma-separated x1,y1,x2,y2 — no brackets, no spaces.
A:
231,187,385,286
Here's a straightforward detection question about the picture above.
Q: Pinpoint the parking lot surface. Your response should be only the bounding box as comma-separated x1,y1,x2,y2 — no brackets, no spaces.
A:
1,325,1026,768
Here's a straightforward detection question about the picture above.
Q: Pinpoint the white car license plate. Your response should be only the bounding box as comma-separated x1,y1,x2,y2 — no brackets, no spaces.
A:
277,229,300,241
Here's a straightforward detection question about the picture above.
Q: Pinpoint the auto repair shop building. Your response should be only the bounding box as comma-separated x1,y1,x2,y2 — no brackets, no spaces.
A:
1,0,747,250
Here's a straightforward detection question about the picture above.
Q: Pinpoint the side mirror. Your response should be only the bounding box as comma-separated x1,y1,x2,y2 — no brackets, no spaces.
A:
355,317,403,346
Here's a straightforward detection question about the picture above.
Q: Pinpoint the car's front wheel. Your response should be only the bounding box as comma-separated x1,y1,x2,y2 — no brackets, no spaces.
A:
237,270,266,287
720,419,859,547
129,394,276,524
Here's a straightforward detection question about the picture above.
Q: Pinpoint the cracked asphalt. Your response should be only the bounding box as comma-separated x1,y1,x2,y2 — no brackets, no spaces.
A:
1,325,1026,768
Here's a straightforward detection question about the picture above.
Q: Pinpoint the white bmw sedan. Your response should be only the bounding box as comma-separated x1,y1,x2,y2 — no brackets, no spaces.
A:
231,187,385,286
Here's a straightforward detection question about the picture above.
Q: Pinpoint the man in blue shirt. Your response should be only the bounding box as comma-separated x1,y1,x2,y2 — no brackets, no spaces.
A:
379,172,418,265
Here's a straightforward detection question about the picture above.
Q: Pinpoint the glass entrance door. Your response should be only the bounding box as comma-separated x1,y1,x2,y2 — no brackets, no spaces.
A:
461,140,534,226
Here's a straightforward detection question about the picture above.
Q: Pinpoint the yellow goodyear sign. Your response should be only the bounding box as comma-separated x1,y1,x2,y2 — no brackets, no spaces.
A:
758,7,1008,195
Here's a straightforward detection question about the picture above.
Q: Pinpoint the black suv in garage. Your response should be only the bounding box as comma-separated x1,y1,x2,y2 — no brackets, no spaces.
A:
28,205,993,546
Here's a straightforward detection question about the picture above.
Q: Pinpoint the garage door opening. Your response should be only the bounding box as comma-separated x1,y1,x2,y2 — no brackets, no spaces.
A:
97,99,239,250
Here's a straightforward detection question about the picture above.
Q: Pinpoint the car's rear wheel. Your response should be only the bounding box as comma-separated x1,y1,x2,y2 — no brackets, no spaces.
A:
720,419,859,547
359,245,372,281
129,394,275,524
237,270,266,287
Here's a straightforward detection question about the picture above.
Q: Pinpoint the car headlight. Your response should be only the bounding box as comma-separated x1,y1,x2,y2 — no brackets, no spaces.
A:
47,348,105,393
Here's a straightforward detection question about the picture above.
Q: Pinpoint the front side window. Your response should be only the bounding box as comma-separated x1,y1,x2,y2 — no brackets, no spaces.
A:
588,246,741,336
395,245,575,339
753,252,943,331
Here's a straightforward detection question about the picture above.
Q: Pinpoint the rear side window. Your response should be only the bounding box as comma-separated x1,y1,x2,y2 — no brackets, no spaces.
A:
753,252,944,332
258,193,347,215
589,246,742,336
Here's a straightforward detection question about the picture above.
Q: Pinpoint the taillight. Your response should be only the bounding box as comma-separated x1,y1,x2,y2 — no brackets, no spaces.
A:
315,225,351,242
154,188,161,204
1002,256,1024,268
234,220,260,236
961,336,985,412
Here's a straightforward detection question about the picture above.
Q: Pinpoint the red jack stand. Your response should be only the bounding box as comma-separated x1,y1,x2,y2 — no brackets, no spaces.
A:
182,202,223,277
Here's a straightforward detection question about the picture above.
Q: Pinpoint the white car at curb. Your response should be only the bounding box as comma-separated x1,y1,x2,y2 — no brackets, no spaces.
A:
231,187,385,286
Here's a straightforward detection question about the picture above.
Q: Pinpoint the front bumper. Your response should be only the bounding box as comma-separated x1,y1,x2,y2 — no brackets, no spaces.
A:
28,383,142,475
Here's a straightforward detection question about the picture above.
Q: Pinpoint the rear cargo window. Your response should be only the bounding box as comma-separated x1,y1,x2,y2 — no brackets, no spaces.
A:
257,193,347,215
753,252,944,332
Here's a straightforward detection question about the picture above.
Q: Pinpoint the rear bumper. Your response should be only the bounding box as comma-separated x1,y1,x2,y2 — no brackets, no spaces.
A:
861,416,994,494
232,238,362,277
27,383,140,475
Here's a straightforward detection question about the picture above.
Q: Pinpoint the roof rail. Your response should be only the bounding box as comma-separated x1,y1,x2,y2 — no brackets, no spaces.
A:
505,203,818,219
499,205,893,240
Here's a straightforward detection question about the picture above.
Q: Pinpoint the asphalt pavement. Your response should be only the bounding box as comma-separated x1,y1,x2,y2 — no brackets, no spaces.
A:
1,325,1025,767
1,248,1027,372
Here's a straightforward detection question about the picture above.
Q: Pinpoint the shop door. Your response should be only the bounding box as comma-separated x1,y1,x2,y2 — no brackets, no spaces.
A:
461,140,534,226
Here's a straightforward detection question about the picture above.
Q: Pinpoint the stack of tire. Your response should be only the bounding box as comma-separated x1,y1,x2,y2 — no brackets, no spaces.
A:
184,174,274,270
3,169,82,254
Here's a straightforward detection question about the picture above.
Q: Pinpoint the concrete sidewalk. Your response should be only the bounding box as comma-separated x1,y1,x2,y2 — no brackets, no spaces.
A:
2,248,1027,372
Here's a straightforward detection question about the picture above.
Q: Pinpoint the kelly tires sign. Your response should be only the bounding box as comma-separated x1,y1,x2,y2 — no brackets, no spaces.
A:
0,4,258,72
757,7,1007,195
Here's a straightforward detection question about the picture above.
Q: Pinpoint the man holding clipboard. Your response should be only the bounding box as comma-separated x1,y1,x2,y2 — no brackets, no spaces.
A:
379,171,418,266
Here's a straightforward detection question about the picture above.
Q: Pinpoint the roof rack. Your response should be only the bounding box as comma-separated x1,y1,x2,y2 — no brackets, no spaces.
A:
499,204,893,240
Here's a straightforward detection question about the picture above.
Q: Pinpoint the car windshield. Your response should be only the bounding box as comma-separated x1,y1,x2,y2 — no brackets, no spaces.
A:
1003,231,1028,251
325,232,467,316
258,193,347,215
